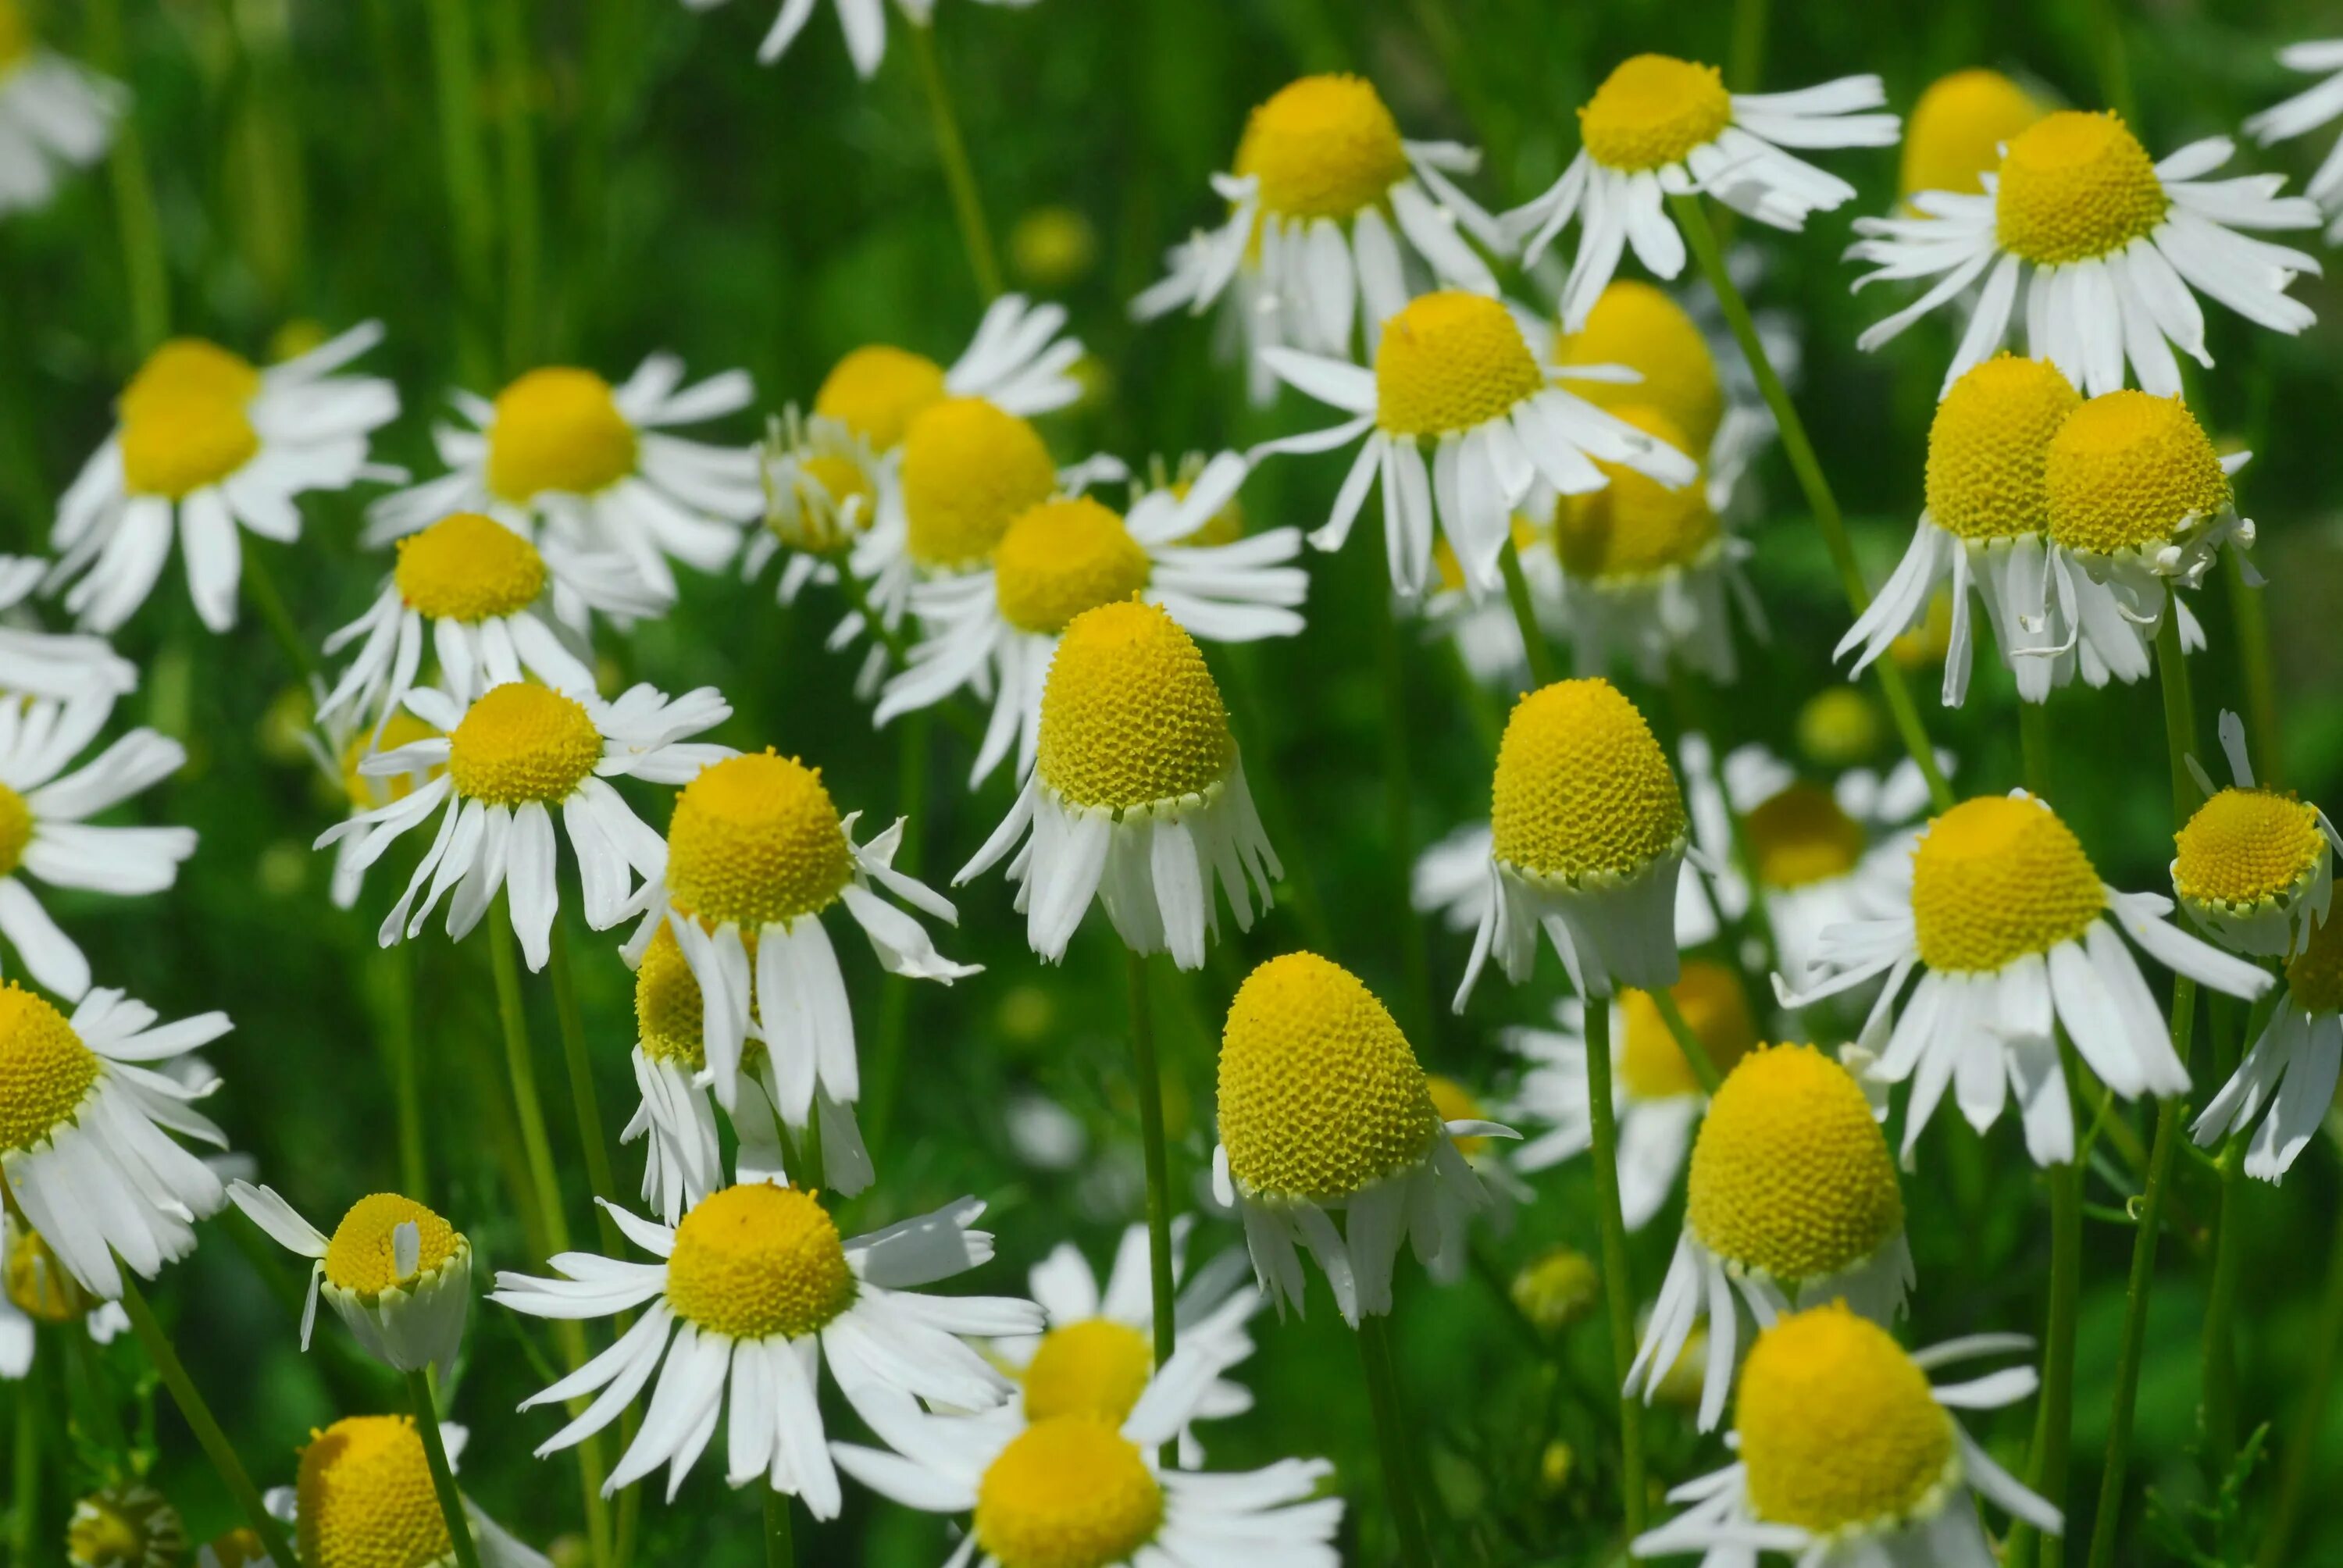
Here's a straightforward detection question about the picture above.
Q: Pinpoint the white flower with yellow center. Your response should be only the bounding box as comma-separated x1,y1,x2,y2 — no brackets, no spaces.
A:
0,982,232,1299
306,707,444,912
747,406,890,616
368,355,761,600
2195,901,2343,1181
1899,68,2045,205
1628,1045,1913,1431
686,0,1040,79
1257,290,1696,598
316,678,732,970
0,0,119,216
265,1414,550,1568
957,600,1280,970
2245,41,2343,243
1633,1303,2059,1566
0,1211,127,1380
0,556,134,704
1850,109,2321,397
491,1181,1040,1517
833,1345,1342,1568
1210,952,1510,1324
224,1183,473,1377
52,328,398,633
1778,792,2274,1165
2174,711,2340,960
1507,55,1897,331
67,1483,184,1568
1132,73,1503,394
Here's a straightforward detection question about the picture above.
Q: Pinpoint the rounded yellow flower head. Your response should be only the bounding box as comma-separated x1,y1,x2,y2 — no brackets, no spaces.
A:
1491,678,1686,881
2044,390,2229,558
1579,55,1733,173
118,339,262,501
1901,69,2043,199
2174,787,2325,916
486,368,638,503
1036,600,1236,813
394,512,547,622
664,1182,857,1342
1022,1317,1155,1425
665,751,852,931
1553,404,1715,581
0,983,99,1156
900,398,1059,571
1375,292,1543,439
296,1416,451,1568
974,1416,1165,1568
1911,795,2104,973
814,345,947,452
1995,111,2169,265
1924,354,2081,543
446,683,602,807
321,1194,463,1297
1744,782,1867,890
1620,960,1757,1099
995,498,1153,636
1233,74,1409,221
1553,281,1724,454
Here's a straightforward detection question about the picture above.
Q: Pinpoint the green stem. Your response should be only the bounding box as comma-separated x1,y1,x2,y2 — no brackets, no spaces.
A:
1727,0,1771,91
1496,536,1560,688
2019,700,2053,802
2084,0,2138,125
489,0,540,373
1371,550,1438,1046
1582,996,1648,1534
2198,996,2245,1475
548,917,626,1256
241,544,316,685
408,1370,486,1568
2259,1196,2343,1568
1358,1314,1435,1568
1649,990,1721,1094
426,0,497,387
2224,551,2283,789
2006,1070,2081,1568
764,1483,794,1567
1125,950,1179,1468
87,0,169,353
905,19,1003,301
10,1351,39,1567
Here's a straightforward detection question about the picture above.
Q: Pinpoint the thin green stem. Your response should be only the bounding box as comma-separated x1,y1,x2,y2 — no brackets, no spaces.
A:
1582,997,1648,1534
2198,996,2245,1475
549,918,626,1256
1649,990,1721,1094
1371,552,1438,1046
489,0,540,372
2224,551,2282,789
2259,1196,2343,1568
906,20,1004,301
1358,1314,1435,1568
1727,0,1771,91
1496,536,1560,689
408,1370,486,1568
2006,1060,2081,1568
241,545,317,686
2084,0,2138,125
426,0,497,387
2018,700,2053,802
1125,950,1179,1468
87,0,169,352
489,896,570,1260
10,1352,40,1567
765,1485,794,1567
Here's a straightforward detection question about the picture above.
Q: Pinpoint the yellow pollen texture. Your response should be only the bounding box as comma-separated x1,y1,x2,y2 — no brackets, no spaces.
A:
1924,354,2081,542
117,339,262,500
340,712,441,812
5,1223,93,1324
1036,600,1235,812
1579,55,1734,172
1995,110,2169,265
665,751,851,929
1553,281,1724,454
296,1416,451,1568
2285,912,2343,1015
813,345,947,451
1490,678,1686,880
1737,1304,1956,1534
2044,390,2230,557
975,1417,1165,1568
394,511,547,622
1232,74,1410,220
322,1194,461,1295
1553,404,1714,580
485,367,638,503
1217,951,1442,1201
2175,789,2324,909
1022,1318,1155,1424
1745,782,1866,889
900,398,1059,570
1620,960,1757,1099
0,781,32,880
665,1183,856,1341
1901,69,2043,198
636,921,710,1071
1912,795,2104,972
994,497,1152,636
0,983,98,1154
1687,1045,1904,1281
1375,292,1544,439
446,683,602,807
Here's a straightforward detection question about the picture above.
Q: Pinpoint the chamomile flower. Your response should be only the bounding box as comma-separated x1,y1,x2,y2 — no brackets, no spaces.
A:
0,2,119,216
956,600,1280,970
1551,277,1780,486
1777,792,2275,1165
68,1484,184,1568
2245,41,2343,243
1211,952,1510,1324
745,406,890,615
1628,1045,1913,1431
2174,711,2340,958
1507,56,1898,331
819,294,1088,457
315,679,732,971
305,706,443,912
0,558,134,704
224,1182,473,1377
52,327,398,634
367,355,762,600
490,1183,1040,1519
690,0,1039,80
269,1415,551,1568
1849,110,2322,397
1899,69,2045,203
1634,1303,2059,1566
0,1212,127,1379
1258,290,1697,597
2194,904,2343,1181
1132,73,1503,394
0,982,232,1299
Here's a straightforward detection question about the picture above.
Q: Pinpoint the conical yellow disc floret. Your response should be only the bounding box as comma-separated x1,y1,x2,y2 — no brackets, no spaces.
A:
339,712,440,812
1491,679,1686,880
1620,960,1757,1099
1995,111,2169,265
1232,74,1409,221
1688,1046,1903,1281
2286,912,2343,1015
1579,55,1733,173
995,497,1153,635
1036,601,1235,812
974,1417,1165,1568
1738,1304,1956,1534
1553,281,1723,454
68,1484,183,1568
296,1416,451,1568
0,780,31,880
636,921,710,1070
322,1195,462,1295
446,683,602,807
1924,354,2081,543
665,752,851,929
486,368,639,503
1911,796,2104,972
1745,782,1866,889
1022,1318,1155,1424
1375,293,1544,439
118,339,262,501
5,1221,94,1324
2045,390,2229,558
1902,69,2043,198
1553,404,1714,580
0,983,98,1154
813,345,947,451
900,398,1059,571
394,511,547,622
664,1183,855,1342
2175,789,2325,911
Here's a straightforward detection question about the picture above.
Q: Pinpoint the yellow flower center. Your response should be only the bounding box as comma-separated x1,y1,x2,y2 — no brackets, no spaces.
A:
1022,1317,1156,1424
801,454,874,519
321,1194,462,1295
1232,74,1410,221
5,1221,95,1324
813,345,947,452
975,1417,1166,1568
1901,69,2044,199
392,511,547,622
339,712,442,812
1619,959,1757,1099
1553,404,1714,579
1737,1304,1956,1534
1036,600,1236,812
68,1485,183,1568
1425,1074,1489,1156
1686,1045,1905,1281
1375,292,1545,440
117,340,262,501
2286,911,2343,1015
900,398,1060,571
201,1531,271,1568
445,683,602,807
1510,1246,1601,1334
1796,688,1885,768
1744,782,1867,889
1578,55,1734,173
0,984,98,1154
1217,951,1442,1202
1995,111,2170,265
2174,789,2326,911
994,498,1153,636
0,781,31,880
1924,353,2081,543
636,921,710,1070
664,751,851,930
1490,678,1686,880
1553,281,1723,455
664,1183,856,1341
1911,795,2104,974
2044,390,2230,558
296,1416,450,1568
485,368,639,504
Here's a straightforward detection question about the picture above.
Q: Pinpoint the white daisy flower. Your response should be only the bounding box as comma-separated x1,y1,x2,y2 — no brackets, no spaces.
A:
686,0,1040,79
1899,68,2046,207
2245,41,2343,244
0,5,120,216
1849,109,2321,398
1633,1303,2059,1566
2194,904,2343,1181
0,555,134,704
315,677,732,971
224,1182,473,1377
744,405,891,619
818,294,1088,459
1507,55,1897,331
266,1416,551,1568
1777,791,2275,1166
303,704,444,912
0,1211,127,1380
51,326,398,634
2173,710,2340,960
490,1182,1040,1519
